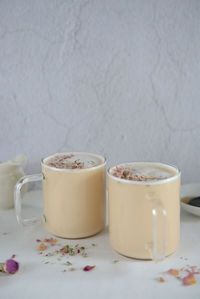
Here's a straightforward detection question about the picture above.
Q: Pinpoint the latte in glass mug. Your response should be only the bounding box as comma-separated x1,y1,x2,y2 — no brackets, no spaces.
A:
15,152,106,239
108,162,180,260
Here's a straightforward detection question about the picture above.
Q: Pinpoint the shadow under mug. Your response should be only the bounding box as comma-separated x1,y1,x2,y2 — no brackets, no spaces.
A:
108,162,181,261
14,152,106,239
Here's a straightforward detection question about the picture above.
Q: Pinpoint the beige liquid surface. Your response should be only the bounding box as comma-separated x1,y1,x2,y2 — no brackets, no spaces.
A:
46,153,103,169
108,162,180,259
42,153,106,238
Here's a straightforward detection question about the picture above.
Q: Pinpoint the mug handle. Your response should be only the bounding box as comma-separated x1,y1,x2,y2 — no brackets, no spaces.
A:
14,174,43,226
146,192,167,261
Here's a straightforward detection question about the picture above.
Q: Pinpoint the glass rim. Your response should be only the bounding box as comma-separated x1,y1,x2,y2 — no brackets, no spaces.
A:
41,152,106,172
107,161,181,185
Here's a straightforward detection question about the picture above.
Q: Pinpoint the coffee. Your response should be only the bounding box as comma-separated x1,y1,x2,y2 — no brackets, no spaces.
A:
14,152,106,239
108,162,180,259
42,152,106,238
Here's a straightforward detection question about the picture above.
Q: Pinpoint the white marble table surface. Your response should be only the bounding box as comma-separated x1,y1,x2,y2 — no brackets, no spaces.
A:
0,190,200,299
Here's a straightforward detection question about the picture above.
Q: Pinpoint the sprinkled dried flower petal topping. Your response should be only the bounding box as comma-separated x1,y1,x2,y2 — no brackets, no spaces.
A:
46,154,86,169
83,265,96,272
111,165,171,181
71,160,84,169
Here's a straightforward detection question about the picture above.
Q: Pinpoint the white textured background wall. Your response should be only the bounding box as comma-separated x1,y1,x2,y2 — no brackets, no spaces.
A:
0,0,200,183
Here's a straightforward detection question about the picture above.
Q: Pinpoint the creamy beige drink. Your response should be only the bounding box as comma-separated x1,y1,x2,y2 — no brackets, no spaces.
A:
42,152,106,238
108,162,180,259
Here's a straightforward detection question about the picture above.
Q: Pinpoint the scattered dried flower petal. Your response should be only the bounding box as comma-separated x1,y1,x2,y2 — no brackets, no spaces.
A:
182,273,197,286
70,267,77,271
158,277,165,283
65,261,72,266
49,239,57,245
167,269,179,276
42,238,57,244
42,238,49,242
158,265,200,287
83,265,96,272
37,243,47,251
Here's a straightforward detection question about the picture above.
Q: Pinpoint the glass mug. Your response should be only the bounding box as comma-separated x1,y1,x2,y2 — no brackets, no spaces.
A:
15,152,106,238
108,162,180,260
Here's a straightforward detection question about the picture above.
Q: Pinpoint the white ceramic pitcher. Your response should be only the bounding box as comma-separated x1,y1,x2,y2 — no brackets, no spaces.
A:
0,155,27,209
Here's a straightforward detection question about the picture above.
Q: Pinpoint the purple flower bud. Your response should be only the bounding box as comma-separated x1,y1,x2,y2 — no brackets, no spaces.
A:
4,259,19,274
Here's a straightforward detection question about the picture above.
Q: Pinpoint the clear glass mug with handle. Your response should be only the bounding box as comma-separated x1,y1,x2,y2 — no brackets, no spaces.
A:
108,162,180,261
15,152,106,239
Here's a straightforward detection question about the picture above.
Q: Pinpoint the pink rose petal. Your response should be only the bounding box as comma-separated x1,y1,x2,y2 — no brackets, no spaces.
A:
182,273,197,286
83,265,96,272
